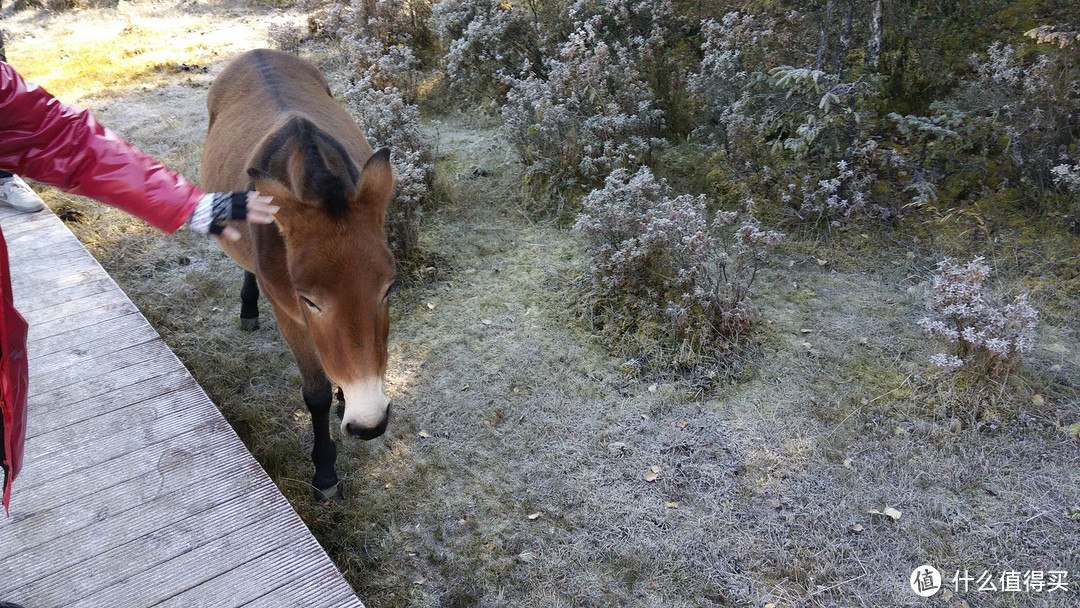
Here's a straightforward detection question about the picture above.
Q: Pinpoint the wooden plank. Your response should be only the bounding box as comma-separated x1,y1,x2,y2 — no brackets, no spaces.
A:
18,288,135,331
26,294,138,342
242,562,369,608
68,505,299,608
0,208,61,236
12,386,220,500
1,467,272,603
26,368,190,439
154,540,331,608
10,422,243,542
28,310,148,359
10,389,218,511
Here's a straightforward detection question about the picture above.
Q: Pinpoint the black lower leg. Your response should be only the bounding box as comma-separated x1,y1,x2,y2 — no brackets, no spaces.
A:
303,383,339,498
239,270,260,330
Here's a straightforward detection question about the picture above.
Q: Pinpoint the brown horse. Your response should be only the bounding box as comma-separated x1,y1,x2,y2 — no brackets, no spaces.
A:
200,49,396,500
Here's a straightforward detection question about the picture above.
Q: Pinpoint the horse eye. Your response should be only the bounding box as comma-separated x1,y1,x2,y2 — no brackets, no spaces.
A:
300,296,321,312
384,281,399,300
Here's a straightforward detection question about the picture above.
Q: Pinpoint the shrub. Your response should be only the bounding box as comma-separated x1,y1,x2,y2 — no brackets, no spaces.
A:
501,11,666,215
918,257,1038,378
688,10,888,229
430,0,566,105
780,155,891,228
267,21,304,55
308,0,435,59
574,166,783,369
342,76,433,275
950,42,1080,197
341,33,423,103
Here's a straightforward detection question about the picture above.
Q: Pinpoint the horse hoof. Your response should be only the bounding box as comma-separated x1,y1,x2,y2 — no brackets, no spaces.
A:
314,483,343,503
240,317,260,331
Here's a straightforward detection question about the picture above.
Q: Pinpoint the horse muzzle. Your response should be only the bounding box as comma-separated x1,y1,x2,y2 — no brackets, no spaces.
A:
343,405,390,439
339,378,391,439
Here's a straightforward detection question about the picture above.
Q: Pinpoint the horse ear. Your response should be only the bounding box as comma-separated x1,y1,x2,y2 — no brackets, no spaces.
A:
354,148,393,224
247,167,301,229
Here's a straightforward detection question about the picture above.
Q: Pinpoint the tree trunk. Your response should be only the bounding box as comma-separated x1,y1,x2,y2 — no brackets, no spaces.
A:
834,0,854,76
815,0,836,71
867,0,883,69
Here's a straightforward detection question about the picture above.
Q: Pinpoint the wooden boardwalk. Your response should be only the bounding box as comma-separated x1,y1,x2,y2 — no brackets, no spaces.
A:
0,206,364,608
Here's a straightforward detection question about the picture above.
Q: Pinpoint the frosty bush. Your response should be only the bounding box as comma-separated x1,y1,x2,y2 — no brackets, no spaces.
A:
918,257,1038,378
430,0,565,105
342,33,423,103
952,42,1080,195
1051,161,1080,213
342,72,434,274
688,10,886,229
501,11,666,215
575,167,783,367
267,21,304,55
310,0,434,58
687,12,772,133
780,152,892,228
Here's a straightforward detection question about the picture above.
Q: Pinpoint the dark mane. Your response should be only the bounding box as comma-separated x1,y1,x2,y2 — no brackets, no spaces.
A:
294,118,358,216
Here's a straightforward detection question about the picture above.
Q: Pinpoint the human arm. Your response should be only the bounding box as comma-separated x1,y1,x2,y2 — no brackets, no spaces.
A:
0,61,274,237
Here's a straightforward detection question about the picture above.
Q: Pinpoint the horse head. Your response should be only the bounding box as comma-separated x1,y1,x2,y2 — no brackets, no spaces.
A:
248,148,396,440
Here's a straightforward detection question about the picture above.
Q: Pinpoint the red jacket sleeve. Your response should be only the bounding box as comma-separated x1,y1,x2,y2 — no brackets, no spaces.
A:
0,61,204,233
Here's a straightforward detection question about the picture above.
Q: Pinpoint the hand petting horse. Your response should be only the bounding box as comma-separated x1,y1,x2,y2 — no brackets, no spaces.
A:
200,49,396,501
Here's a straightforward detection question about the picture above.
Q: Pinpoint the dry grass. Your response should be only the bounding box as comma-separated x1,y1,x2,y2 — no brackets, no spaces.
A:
6,5,1080,607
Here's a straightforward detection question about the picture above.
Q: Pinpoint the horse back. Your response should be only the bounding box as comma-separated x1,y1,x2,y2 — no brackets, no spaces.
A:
201,49,372,193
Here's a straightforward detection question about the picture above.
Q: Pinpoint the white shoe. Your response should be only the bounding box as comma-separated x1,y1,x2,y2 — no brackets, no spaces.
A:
0,175,45,212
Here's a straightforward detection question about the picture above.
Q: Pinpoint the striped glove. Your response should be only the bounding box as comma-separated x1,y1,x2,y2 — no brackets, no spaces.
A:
186,192,250,235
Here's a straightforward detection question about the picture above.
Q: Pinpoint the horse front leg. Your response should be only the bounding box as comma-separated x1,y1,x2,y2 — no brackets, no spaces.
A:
302,380,340,501
274,311,340,501
239,270,260,331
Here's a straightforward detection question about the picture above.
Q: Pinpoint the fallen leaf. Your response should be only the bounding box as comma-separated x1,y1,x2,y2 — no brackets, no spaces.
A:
1031,394,1045,406
849,523,864,533
801,341,813,349
418,430,432,438
816,258,828,266
527,511,544,520
648,384,658,392
858,337,869,346
675,420,688,429
644,465,660,482
460,384,470,391
868,507,902,520
843,457,854,469
482,318,492,325
664,501,678,509
800,328,813,334
426,302,436,310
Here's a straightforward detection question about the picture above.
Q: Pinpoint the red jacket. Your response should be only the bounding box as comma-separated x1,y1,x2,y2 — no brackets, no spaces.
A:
0,61,206,513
